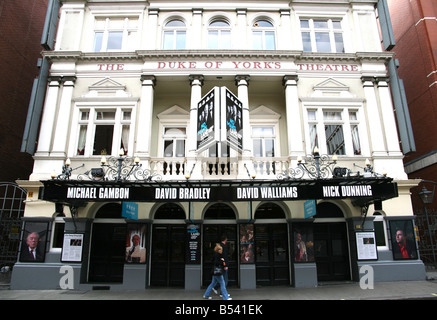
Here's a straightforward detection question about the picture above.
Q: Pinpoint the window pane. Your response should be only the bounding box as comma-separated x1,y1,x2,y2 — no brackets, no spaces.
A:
325,125,345,155
314,20,328,29
164,140,174,157
52,223,65,248
252,31,263,50
315,32,331,52
252,127,273,136
210,20,229,27
256,20,273,28
96,111,115,120
175,31,186,49
308,110,317,121
122,111,131,121
80,111,89,121
107,31,123,50
77,125,87,155
335,33,344,53
93,125,114,155
351,125,361,155
332,21,342,30
208,30,219,49
120,125,129,155
349,111,358,121
302,32,312,52
253,139,262,157
166,20,185,27
374,221,386,246
221,30,231,49
265,31,276,50
175,140,185,157
323,111,341,120
309,124,318,152
94,32,103,52
265,139,275,157
300,20,310,29
163,31,174,49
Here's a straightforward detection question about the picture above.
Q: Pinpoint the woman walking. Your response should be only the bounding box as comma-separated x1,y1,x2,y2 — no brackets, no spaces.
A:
203,244,232,300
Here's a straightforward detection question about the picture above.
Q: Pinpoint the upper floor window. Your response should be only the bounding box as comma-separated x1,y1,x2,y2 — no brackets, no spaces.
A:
76,107,133,157
93,17,138,52
300,18,344,53
208,20,231,49
163,127,186,157
306,108,362,156
252,126,276,157
163,19,186,49
252,20,276,50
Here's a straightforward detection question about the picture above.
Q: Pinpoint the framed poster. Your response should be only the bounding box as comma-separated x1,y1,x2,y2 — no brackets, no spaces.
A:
355,232,378,260
221,87,243,152
186,224,201,264
239,224,254,264
197,87,220,152
389,220,418,260
19,221,49,262
61,233,84,262
293,224,314,263
125,224,147,264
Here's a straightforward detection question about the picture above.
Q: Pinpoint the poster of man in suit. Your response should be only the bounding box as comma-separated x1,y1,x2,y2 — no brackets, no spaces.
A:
19,222,48,262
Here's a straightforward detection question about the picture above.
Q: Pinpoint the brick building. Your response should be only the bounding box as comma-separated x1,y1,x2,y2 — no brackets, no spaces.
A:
0,0,49,182
387,0,437,266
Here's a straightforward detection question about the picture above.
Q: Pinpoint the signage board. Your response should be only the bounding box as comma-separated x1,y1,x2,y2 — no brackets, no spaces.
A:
43,181,398,203
197,87,220,152
61,233,84,262
122,202,138,220
355,232,378,260
221,87,243,152
186,224,201,264
304,200,317,219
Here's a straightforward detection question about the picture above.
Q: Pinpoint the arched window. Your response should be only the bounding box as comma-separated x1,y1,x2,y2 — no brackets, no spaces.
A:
154,203,186,219
204,203,236,220
315,202,344,218
208,20,231,49
254,203,285,219
252,19,276,50
163,19,186,49
95,203,123,219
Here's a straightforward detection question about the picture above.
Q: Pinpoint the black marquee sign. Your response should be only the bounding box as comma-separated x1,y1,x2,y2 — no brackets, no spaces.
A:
40,178,398,204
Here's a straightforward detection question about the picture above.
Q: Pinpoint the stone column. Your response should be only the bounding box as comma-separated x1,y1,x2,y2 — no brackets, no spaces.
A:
283,75,303,157
35,77,61,156
187,75,204,178
51,76,76,157
376,77,402,155
361,76,386,156
136,75,156,158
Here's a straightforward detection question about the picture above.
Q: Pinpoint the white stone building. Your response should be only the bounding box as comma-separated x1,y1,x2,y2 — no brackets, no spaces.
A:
12,0,425,290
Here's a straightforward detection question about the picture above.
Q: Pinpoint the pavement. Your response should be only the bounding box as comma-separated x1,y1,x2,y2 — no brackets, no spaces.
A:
0,274,436,301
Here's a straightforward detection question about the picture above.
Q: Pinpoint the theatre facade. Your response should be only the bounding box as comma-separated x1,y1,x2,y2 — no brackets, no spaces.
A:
12,0,426,290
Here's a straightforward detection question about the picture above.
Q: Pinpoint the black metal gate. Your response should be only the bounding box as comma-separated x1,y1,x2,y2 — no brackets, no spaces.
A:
415,210,437,267
0,183,27,269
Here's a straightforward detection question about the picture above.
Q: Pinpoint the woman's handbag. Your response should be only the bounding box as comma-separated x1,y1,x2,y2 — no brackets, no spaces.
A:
213,266,223,276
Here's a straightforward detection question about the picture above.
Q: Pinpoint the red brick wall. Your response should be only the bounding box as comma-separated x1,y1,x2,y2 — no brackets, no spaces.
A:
0,0,49,181
388,0,437,211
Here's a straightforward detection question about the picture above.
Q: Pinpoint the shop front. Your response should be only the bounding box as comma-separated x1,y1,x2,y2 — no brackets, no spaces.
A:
11,175,424,291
